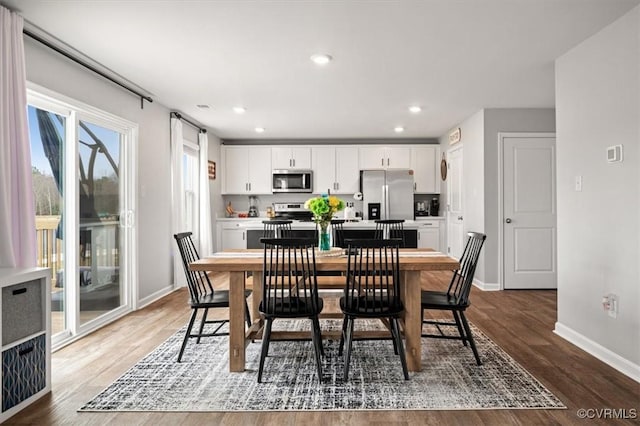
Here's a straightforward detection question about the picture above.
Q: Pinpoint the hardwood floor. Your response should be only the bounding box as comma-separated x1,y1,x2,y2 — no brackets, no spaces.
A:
6,272,639,425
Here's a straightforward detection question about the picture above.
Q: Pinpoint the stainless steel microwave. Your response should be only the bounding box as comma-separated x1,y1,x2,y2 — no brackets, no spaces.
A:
272,169,313,193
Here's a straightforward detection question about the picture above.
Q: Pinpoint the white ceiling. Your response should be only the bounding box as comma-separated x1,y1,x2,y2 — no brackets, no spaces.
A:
3,0,639,139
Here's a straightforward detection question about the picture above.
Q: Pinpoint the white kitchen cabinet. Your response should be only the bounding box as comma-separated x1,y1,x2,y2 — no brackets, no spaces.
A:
222,146,272,194
411,145,441,194
359,146,411,170
221,228,246,250
312,146,359,194
417,220,440,250
272,146,311,170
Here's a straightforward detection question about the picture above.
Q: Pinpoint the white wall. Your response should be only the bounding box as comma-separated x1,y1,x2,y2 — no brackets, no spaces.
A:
207,133,223,249
439,108,555,285
483,108,555,285
555,5,639,373
24,38,174,303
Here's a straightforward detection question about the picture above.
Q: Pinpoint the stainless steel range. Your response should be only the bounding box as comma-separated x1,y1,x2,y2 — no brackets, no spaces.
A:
272,202,313,221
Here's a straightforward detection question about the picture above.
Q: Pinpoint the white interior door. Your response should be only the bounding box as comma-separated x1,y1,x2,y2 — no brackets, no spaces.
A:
446,146,464,259
503,134,557,289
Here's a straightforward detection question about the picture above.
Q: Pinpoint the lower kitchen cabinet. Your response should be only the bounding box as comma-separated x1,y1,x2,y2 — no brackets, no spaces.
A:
417,219,443,251
221,228,247,250
0,268,51,423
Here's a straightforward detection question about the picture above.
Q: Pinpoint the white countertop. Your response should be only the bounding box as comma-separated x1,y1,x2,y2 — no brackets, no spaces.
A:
217,217,444,229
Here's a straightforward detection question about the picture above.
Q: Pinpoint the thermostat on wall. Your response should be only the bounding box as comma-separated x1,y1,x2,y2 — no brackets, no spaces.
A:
607,144,623,163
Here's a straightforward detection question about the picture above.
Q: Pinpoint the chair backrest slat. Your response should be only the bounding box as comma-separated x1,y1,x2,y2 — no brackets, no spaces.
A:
260,237,320,316
447,232,486,305
374,220,405,247
344,238,401,314
262,220,293,239
331,219,346,248
174,232,214,303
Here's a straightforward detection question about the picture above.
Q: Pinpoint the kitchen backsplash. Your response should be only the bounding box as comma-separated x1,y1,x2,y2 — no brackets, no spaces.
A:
220,193,441,218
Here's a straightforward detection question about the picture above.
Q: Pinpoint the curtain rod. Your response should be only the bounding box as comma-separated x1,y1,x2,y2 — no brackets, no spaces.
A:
23,29,153,109
171,112,206,133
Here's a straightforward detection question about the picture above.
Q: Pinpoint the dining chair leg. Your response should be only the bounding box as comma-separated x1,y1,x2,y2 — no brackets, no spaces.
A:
390,317,399,355
178,308,198,362
452,310,468,346
310,317,324,383
459,311,482,366
312,316,325,357
343,317,355,381
391,317,409,380
257,318,274,383
196,308,209,344
244,300,252,329
338,317,348,356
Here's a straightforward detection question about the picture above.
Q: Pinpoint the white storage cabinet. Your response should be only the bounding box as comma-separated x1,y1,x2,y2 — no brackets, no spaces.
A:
0,268,51,423
272,146,311,170
411,145,441,194
222,146,272,194
312,146,359,194
359,146,411,170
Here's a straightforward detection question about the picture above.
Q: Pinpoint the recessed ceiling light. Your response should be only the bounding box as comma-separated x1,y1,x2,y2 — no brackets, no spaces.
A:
233,106,246,114
255,127,265,133
394,126,405,133
408,106,422,113
310,54,332,65
196,104,210,109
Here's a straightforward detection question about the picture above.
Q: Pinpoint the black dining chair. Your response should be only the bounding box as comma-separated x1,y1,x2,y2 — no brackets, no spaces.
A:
262,219,293,239
257,237,324,383
338,238,409,381
374,219,406,247
421,232,486,365
174,232,252,362
331,219,346,248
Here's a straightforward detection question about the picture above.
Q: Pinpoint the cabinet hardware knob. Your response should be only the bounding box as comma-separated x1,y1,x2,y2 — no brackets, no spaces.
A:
505,218,512,223
458,216,463,221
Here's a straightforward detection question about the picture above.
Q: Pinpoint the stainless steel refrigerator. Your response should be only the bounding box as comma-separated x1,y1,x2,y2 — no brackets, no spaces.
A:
361,170,414,220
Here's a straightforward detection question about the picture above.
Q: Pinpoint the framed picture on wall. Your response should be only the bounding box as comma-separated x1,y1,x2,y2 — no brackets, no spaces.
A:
208,161,216,179
449,127,461,145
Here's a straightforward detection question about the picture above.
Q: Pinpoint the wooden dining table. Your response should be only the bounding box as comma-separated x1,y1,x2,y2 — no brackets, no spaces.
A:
190,248,459,373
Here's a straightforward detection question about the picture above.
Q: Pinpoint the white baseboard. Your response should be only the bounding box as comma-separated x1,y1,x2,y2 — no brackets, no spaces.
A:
137,284,178,309
472,279,501,291
554,322,640,383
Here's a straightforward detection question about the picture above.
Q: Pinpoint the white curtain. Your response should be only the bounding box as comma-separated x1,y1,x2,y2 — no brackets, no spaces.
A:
198,131,212,256
0,7,36,267
170,117,184,286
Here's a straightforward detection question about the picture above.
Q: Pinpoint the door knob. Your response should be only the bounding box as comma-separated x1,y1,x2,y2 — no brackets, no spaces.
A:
505,218,512,223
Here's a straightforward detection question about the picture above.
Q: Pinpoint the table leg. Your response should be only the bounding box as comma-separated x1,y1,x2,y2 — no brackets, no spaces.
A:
401,270,422,372
251,271,263,323
229,271,246,372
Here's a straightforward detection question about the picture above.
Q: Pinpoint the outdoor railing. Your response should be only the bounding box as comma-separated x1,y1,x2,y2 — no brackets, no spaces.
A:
36,215,62,288
35,215,120,289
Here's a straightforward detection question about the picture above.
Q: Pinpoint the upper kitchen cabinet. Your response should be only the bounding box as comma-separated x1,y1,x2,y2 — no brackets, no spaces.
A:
411,145,441,194
312,146,359,194
222,146,272,194
359,146,411,170
272,146,311,169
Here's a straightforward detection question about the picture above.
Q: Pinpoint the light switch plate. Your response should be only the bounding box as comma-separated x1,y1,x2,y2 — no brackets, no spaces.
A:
574,175,582,192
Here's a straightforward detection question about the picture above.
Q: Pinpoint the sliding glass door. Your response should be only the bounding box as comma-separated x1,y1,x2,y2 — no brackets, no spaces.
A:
28,87,137,348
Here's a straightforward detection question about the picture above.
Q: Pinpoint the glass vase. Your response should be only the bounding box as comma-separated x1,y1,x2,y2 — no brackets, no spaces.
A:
318,223,332,251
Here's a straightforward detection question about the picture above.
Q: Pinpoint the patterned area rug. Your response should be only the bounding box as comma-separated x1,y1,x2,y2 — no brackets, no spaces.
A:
80,319,565,411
